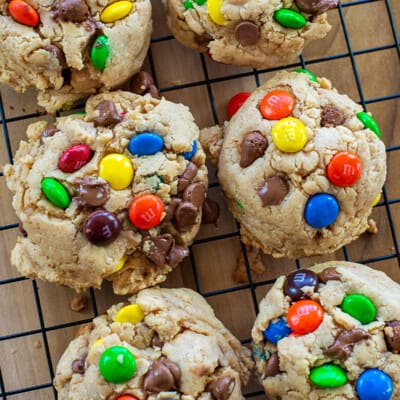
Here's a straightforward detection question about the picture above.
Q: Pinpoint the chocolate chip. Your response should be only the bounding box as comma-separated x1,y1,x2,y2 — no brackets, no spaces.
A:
151,333,165,348
167,245,188,267
72,355,86,374
295,0,339,14
178,162,198,193
143,358,181,393
384,321,400,353
83,210,121,245
183,182,206,209
324,329,371,360
240,131,267,168
41,124,59,144
58,0,89,22
258,176,289,207
164,198,182,223
284,269,318,301
129,71,160,99
76,177,110,207
234,21,260,46
93,100,122,128
194,32,213,46
318,267,342,283
201,197,220,225
174,202,198,232
70,294,88,312
207,376,235,400
320,105,345,127
44,45,67,68
146,234,174,266
265,353,280,378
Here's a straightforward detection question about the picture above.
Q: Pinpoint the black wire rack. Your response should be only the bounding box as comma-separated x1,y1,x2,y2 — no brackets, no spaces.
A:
0,0,399,398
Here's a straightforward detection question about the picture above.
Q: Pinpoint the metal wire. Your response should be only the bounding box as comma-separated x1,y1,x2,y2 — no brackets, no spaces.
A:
0,0,399,398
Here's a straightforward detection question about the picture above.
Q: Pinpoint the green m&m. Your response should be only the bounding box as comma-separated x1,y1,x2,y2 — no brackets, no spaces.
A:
41,178,71,209
341,293,376,324
357,111,381,139
99,346,136,383
91,35,110,71
294,68,317,83
310,364,348,388
274,9,307,29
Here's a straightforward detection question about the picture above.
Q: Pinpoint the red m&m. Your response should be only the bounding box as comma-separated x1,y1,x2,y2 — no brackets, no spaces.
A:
129,194,164,230
287,300,324,335
327,151,362,187
260,90,295,120
227,92,251,118
8,0,39,27
58,144,92,173
116,396,139,400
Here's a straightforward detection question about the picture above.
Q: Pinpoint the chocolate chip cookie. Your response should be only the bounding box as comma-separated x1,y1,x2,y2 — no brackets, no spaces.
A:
54,288,253,399
252,261,400,399
4,91,208,294
200,70,386,258
162,0,336,68
0,0,152,113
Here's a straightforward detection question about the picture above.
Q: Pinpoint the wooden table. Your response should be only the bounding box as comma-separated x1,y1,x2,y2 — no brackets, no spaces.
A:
0,1,399,398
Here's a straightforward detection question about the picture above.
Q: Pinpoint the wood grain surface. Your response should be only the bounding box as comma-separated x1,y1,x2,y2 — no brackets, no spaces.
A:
0,1,399,398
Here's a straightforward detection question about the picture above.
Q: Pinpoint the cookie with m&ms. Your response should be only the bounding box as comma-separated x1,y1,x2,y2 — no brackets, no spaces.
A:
4,89,209,294
0,0,152,113
55,288,253,399
252,261,400,399
162,0,337,68
200,70,386,259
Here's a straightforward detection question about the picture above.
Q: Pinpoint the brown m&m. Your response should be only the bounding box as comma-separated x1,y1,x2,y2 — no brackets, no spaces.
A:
284,269,318,301
84,210,121,245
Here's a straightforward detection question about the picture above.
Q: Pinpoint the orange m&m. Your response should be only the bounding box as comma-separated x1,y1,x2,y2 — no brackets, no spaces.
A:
287,300,324,335
8,0,39,27
327,151,362,187
260,90,295,120
129,194,164,230
116,395,138,400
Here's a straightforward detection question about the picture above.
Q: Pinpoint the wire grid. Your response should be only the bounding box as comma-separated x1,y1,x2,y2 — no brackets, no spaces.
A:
0,0,399,398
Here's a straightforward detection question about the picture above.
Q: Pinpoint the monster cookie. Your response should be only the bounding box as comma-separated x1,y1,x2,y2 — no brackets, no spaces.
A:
162,0,336,68
200,70,386,258
54,288,253,399
4,91,208,294
0,0,151,112
252,261,400,399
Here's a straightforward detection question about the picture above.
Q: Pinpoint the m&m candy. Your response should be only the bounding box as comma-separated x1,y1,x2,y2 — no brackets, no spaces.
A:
372,193,381,207
304,193,339,229
294,68,317,83
99,346,136,383
356,369,393,400
284,269,318,301
260,90,295,120
84,210,121,245
100,0,133,23
341,294,376,324
271,117,308,153
8,0,39,27
41,178,71,209
98,153,134,190
207,0,225,25
357,112,381,139
115,304,144,324
58,144,92,173
116,396,139,400
326,151,362,187
274,8,307,29
91,35,110,71
182,140,197,160
129,194,164,230
287,300,324,335
310,364,348,388
227,92,251,118
263,317,292,344
128,133,164,156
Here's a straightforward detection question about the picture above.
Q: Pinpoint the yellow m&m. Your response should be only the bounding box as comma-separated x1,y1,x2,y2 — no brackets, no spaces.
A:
372,193,381,207
99,153,134,190
272,117,308,153
100,1,133,23
115,304,144,324
207,0,225,25
113,255,127,273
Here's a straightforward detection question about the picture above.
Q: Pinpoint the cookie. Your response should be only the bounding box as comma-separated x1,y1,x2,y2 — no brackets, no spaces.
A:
252,261,400,400
54,287,253,399
161,0,336,68
4,91,208,294
200,70,386,258
0,0,152,113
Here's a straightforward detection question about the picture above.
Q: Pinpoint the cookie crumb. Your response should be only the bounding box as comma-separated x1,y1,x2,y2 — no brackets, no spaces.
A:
34,340,42,349
318,77,332,89
366,218,378,234
70,294,89,312
233,245,265,283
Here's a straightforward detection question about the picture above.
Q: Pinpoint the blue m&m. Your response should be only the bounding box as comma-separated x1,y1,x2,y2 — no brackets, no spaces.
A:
263,317,292,344
128,133,164,156
356,369,393,400
304,193,339,229
182,140,197,160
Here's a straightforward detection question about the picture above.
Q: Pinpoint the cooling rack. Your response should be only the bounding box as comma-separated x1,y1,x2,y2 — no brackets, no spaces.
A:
0,0,399,398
